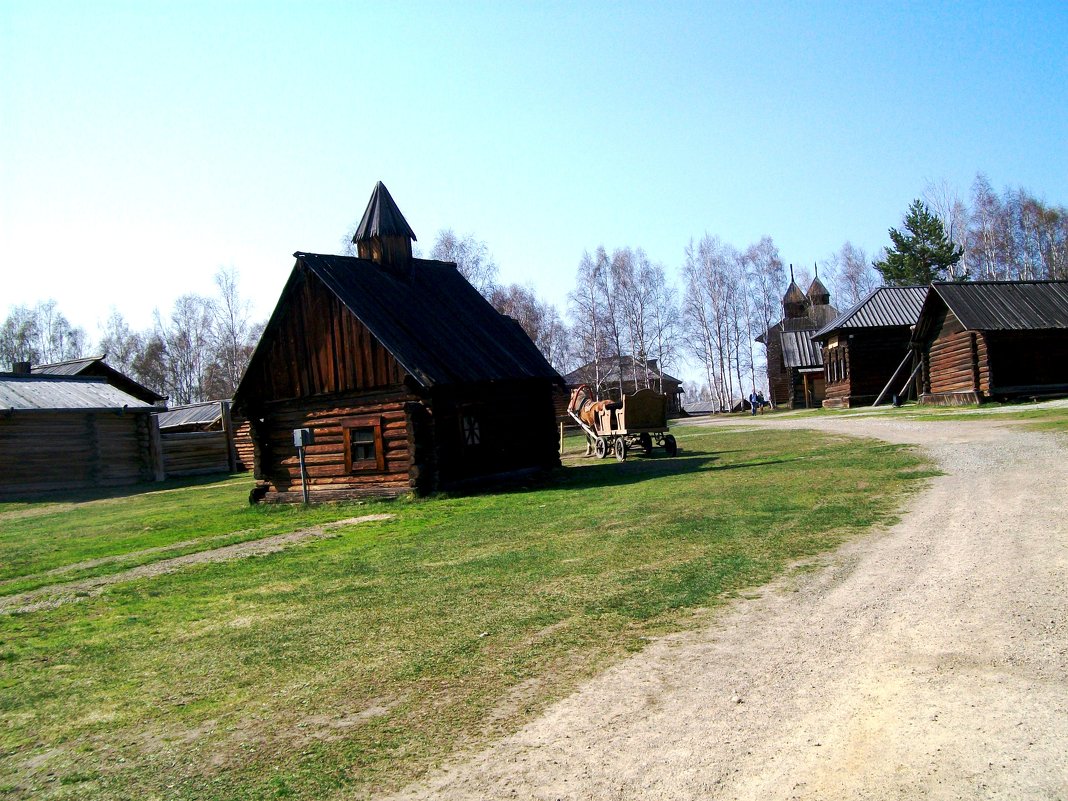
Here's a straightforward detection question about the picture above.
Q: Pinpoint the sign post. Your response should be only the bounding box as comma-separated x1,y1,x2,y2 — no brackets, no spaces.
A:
292,428,313,505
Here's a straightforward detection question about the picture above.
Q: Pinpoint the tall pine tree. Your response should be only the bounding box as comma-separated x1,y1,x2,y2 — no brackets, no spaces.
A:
874,199,965,286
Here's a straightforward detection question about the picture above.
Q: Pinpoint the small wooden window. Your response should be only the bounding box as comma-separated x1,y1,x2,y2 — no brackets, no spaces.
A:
461,413,481,447
343,417,385,473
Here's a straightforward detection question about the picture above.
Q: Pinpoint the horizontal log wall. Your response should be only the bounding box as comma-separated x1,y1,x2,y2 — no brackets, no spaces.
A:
0,411,154,498
230,415,254,471
251,387,418,500
160,430,231,477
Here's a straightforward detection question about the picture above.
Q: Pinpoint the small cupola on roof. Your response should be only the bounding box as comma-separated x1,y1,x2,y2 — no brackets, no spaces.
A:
807,263,831,306
352,181,417,273
783,264,808,319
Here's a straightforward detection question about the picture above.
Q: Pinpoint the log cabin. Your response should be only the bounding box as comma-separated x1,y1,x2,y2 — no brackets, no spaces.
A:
233,182,563,502
913,280,1068,405
812,286,928,408
0,370,162,498
756,270,838,408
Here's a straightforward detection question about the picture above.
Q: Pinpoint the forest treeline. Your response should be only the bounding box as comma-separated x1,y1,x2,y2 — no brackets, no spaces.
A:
3,173,1065,407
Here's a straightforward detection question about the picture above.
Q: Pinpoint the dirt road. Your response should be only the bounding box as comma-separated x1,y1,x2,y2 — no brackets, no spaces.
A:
388,416,1068,800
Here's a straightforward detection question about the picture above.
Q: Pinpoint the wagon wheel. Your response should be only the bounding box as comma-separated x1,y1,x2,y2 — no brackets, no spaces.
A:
614,437,627,462
595,437,608,459
663,434,678,457
638,433,653,455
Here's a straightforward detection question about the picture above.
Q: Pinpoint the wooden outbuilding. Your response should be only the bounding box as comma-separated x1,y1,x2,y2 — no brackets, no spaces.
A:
32,355,166,405
756,272,838,408
913,280,1068,405
0,371,162,498
233,182,563,502
812,286,928,408
156,400,249,476
561,357,684,417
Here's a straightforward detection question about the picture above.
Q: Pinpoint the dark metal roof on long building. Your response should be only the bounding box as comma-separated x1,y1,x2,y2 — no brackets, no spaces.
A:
813,286,928,339
780,330,824,369
932,280,1068,330
281,252,561,388
0,375,155,411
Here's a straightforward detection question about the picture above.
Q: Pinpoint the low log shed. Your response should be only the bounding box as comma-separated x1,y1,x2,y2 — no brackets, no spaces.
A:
913,280,1068,405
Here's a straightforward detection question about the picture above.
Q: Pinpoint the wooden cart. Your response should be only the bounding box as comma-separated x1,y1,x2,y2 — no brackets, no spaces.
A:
567,385,677,461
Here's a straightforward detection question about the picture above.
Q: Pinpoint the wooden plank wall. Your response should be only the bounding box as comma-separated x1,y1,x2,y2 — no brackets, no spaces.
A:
251,388,417,502
0,412,153,498
246,269,405,402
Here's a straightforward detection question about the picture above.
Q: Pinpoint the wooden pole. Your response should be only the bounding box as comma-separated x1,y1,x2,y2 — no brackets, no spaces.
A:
873,350,914,407
220,400,238,474
148,414,165,481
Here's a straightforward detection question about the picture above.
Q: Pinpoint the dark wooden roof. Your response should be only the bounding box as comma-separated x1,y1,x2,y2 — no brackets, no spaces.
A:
31,355,166,404
352,181,417,243
236,252,561,400
929,281,1068,331
813,286,928,340
564,356,682,388
783,281,807,306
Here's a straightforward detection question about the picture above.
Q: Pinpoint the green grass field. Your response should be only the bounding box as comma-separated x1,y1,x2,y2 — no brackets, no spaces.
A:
0,423,932,800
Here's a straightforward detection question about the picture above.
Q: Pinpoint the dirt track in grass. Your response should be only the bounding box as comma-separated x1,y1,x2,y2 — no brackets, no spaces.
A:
386,415,1068,801
0,514,393,615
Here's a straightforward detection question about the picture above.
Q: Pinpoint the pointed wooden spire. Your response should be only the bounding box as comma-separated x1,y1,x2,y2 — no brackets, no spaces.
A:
808,261,831,306
352,182,416,269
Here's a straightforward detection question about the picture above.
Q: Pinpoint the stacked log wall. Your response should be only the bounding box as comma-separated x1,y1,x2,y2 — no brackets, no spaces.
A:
251,387,419,502
0,411,153,498
160,431,231,477
923,309,990,398
230,416,255,471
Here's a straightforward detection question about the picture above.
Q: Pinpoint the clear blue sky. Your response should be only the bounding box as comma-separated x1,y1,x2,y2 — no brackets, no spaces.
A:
3,1,1067,341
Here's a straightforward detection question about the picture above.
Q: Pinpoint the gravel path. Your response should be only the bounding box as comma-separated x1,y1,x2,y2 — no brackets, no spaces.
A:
386,416,1068,800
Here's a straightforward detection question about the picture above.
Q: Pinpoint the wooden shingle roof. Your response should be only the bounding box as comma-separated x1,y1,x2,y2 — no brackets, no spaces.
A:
352,181,417,243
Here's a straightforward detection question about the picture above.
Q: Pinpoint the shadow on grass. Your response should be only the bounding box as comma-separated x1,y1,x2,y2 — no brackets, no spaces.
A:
0,472,250,507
